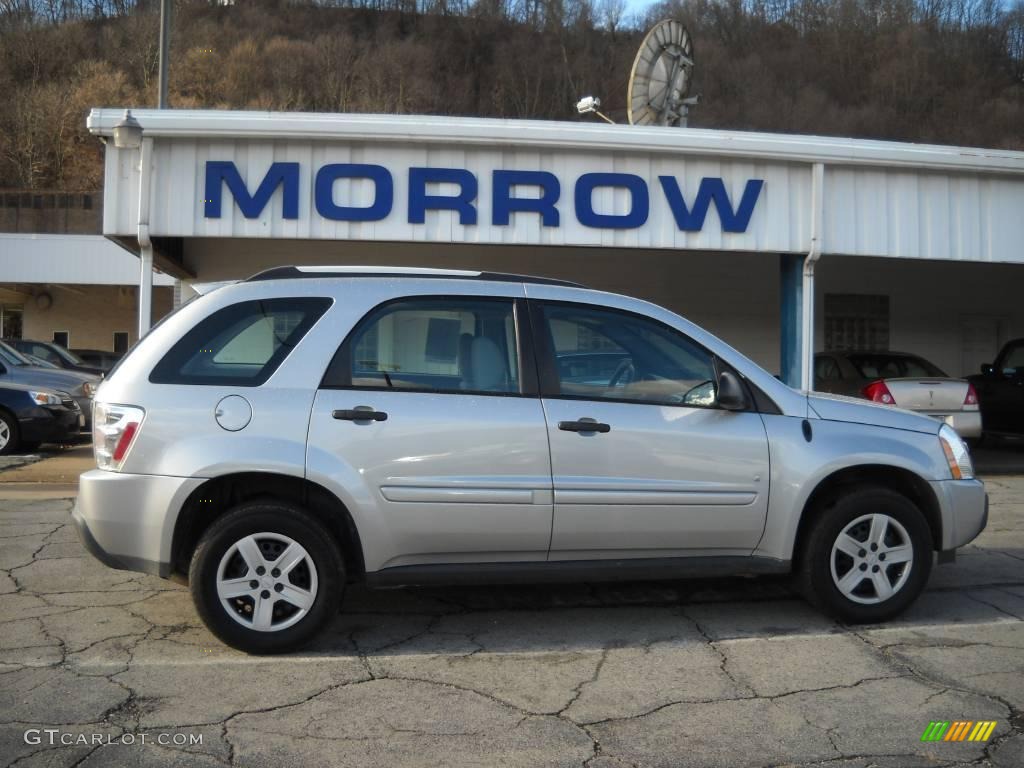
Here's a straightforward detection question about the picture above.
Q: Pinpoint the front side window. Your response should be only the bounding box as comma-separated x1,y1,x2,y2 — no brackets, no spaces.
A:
1000,343,1024,374
150,298,331,386
333,298,520,395
539,303,719,407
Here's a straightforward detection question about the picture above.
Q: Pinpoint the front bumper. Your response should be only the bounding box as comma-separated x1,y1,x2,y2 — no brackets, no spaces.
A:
73,469,204,578
19,405,83,445
930,478,988,551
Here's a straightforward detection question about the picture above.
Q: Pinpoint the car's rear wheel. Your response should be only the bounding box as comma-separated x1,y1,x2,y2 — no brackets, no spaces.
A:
189,501,344,653
799,487,932,623
0,411,20,456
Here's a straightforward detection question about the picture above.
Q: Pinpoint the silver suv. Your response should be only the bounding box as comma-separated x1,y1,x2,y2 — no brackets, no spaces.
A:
74,267,987,653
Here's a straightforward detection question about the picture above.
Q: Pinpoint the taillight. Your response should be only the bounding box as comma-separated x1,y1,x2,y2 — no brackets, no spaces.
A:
964,383,979,407
862,380,896,405
93,403,145,471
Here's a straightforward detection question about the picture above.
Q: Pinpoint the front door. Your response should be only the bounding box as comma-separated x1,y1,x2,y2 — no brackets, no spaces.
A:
308,296,553,571
533,301,771,560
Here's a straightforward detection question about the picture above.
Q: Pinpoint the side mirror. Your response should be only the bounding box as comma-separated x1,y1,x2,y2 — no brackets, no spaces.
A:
717,371,748,411
980,364,994,376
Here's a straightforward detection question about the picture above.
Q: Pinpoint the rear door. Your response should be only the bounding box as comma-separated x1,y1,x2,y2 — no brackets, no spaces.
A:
307,295,554,570
532,300,771,560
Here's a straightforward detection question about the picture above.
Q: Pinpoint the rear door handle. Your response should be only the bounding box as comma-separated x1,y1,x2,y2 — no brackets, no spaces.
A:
333,407,388,422
558,418,610,433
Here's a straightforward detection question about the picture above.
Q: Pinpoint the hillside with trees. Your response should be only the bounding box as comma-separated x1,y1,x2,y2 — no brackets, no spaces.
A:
1,0,1022,192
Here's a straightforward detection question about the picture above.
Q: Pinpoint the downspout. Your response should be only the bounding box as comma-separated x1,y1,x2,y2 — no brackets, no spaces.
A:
801,162,825,391
137,137,154,338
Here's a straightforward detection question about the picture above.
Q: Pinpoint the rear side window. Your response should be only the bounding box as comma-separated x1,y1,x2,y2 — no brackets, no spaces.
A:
150,298,330,386
322,297,521,395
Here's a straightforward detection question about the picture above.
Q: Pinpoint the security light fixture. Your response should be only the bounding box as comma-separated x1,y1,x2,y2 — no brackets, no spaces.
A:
112,110,143,150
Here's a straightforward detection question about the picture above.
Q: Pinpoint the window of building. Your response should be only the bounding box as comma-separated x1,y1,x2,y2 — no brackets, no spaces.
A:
0,305,23,339
52,331,69,349
824,294,890,351
113,332,129,355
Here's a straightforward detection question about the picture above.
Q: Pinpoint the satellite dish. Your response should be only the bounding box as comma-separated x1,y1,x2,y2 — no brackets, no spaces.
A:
627,20,696,127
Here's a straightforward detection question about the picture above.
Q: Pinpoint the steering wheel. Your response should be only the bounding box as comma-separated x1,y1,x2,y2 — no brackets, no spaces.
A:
608,359,636,388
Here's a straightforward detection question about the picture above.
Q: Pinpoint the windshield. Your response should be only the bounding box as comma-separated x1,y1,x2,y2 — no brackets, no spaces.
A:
847,353,947,379
0,341,30,366
52,345,85,365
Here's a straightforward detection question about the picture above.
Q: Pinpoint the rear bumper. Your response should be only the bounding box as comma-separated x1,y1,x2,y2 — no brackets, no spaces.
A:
930,478,988,551
934,410,982,439
73,469,204,578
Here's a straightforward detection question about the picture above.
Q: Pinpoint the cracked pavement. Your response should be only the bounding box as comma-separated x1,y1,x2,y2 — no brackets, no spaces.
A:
0,477,1022,767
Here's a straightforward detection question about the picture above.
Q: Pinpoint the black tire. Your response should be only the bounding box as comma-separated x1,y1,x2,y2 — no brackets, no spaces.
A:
0,410,20,456
799,486,932,624
189,501,344,653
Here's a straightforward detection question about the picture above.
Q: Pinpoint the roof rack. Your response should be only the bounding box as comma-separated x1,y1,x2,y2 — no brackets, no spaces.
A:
245,265,584,288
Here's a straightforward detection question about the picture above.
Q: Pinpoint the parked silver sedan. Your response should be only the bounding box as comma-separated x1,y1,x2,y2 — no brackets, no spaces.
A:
814,351,981,439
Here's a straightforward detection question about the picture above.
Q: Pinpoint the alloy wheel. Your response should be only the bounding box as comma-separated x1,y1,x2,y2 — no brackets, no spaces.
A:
830,513,913,605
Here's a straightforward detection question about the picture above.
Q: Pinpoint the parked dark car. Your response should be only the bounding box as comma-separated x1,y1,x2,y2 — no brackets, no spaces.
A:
4,339,105,377
968,338,1024,440
72,349,123,373
0,383,84,455
0,341,98,433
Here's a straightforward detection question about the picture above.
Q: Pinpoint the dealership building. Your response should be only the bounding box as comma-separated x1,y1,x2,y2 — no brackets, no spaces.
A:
0,233,174,351
85,109,1024,387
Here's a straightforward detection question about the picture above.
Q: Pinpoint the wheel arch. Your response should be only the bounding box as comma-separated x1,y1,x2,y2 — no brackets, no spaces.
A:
792,464,943,568
171,472,365,583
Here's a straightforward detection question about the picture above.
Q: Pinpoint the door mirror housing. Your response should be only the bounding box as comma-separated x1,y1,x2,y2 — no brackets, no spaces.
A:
717,371,748,411
980,363,994,376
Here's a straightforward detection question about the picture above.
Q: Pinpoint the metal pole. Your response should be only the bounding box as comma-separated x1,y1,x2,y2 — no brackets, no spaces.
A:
139,245,154,338
800,162,825,391
137,138,155,337
158,0,172,108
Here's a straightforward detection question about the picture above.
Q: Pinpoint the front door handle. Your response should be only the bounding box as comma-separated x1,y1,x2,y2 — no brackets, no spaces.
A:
558,418,610,434
333,407,388,422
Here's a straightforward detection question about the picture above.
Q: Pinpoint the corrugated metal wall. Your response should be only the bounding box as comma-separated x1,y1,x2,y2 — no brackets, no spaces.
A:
99,129,1024,264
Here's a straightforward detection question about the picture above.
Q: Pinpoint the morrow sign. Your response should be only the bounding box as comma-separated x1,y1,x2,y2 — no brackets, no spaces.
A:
204,162,765,233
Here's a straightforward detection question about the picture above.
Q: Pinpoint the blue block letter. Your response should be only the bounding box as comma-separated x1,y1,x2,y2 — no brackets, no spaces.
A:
492,170,560,226
408,168,478,225
315,164,393,222
659,177,763,233
575,173,649,229
204,161,299,219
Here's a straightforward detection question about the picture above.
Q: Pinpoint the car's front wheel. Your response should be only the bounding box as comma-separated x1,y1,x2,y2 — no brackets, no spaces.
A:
189,501,344,653
0,411,20,456
799,487,932,623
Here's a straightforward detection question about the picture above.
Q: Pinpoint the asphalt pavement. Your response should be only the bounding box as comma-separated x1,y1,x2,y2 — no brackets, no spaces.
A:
0,475,1022,767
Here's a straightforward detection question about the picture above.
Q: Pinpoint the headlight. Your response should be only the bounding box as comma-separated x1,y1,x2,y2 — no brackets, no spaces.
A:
28,390,62,406
82,381,96,398
939,424,974,480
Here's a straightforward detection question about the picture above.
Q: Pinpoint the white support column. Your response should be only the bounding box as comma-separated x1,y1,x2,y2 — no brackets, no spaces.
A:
801,162,825,391
136,137,155,337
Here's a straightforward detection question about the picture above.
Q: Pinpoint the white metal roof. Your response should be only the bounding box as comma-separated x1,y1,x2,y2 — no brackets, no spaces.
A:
87,108,1024,177
0,234,176,286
